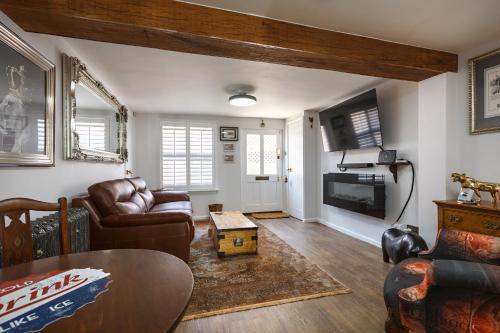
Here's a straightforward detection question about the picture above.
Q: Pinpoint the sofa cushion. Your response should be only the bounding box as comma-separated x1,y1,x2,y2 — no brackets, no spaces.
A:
150,201,193,213
88,179,147,216
127,177,155,211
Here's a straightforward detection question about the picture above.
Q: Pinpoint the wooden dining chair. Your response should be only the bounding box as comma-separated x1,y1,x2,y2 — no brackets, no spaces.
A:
0,197,70,267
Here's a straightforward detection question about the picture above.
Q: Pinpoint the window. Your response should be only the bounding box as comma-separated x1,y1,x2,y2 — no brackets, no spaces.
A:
37,118,45,153
245,132,279,175
162,121,215,190
75,117,107,151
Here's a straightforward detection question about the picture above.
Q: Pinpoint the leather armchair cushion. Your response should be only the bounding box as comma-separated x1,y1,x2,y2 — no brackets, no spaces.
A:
89,180,147,216
101,211,191,228
150,201,193,213
127,177,155,211
152,191,190,204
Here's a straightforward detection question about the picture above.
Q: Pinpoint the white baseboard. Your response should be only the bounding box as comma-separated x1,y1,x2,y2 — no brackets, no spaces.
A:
303,218,320,223
319,219,381,248
194,215,209,222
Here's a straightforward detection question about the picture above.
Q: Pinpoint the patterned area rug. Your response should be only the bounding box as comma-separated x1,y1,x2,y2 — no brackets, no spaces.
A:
183,221,350,321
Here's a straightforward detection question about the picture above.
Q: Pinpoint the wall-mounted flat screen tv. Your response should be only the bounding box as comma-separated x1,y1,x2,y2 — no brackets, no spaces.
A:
320,89,383,152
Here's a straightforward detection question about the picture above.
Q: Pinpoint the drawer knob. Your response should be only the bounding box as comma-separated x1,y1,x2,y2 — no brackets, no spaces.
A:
36,249,44,258
448,215,463,224
483,221,500,230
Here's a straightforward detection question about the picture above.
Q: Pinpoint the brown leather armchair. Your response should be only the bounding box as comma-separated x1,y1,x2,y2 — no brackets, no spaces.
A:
72,177,194,262
384,228,500,333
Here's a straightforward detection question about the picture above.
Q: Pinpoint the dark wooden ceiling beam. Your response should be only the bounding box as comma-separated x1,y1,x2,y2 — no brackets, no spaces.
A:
0,0,458,81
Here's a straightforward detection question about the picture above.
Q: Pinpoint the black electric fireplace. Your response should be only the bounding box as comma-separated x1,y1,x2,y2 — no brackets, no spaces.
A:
323,173,386,219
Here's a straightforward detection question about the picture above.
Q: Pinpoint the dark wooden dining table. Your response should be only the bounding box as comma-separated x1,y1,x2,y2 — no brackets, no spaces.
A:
0,249,193,333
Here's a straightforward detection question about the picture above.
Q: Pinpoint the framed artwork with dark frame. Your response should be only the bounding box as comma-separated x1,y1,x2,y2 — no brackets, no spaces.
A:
220,127,238,141
0,23,55,166
469,48,500,134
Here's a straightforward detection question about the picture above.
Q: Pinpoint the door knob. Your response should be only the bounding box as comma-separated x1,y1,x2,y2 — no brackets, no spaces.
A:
287,167,292,172
284,176,288,183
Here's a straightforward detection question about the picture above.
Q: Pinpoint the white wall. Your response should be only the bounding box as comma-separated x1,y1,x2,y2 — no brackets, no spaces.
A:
0,13,132,202
417,73,454,243
448,37,500,193
132,113,285,219
318,80,419,247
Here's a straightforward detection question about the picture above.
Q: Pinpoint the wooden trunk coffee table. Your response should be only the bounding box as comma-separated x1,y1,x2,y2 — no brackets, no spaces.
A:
208,211,258,257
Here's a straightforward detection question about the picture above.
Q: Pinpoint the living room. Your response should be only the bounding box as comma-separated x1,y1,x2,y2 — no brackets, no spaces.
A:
0,1,499,333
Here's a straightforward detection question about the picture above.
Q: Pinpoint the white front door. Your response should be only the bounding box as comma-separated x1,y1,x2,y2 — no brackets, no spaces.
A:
286,119,304,219
242,130,283,213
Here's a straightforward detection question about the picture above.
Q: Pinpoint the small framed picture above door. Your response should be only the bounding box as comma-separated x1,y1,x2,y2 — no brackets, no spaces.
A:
220,127,238,141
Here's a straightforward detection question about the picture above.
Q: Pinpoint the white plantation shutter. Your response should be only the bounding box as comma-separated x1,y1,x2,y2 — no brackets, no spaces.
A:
161,122,214,189
162,124,187,187
190,127,213,186
37,118,45,153
75,117,106,151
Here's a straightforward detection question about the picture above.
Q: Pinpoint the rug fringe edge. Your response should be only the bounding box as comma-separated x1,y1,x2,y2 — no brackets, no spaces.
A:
181,288,352,321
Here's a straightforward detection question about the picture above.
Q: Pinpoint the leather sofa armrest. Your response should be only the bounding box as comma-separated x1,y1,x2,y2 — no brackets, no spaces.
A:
101,211,191,228
418,229,500,264
72,194,102,224
152,191,190,204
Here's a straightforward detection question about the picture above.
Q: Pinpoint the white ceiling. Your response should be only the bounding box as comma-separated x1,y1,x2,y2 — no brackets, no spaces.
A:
180,0,500,52
66,38,382,119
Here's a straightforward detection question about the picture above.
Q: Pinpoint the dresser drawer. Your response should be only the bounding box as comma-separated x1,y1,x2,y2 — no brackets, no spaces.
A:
443,208,500,237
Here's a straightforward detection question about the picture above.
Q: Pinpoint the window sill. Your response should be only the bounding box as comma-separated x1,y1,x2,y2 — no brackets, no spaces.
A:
188,188,220,193
160,188,220,193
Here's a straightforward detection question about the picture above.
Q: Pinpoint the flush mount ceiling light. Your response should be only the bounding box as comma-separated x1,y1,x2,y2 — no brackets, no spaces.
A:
229,93,257,107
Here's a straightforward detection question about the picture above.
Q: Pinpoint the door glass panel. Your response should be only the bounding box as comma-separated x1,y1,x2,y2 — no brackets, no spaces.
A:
246,134,261,175
263,134,277,175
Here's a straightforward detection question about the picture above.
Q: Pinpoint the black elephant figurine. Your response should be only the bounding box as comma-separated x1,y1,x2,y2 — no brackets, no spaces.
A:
381,228,428,264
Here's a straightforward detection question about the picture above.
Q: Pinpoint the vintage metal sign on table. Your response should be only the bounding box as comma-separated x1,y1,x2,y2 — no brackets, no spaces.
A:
0,268,110,332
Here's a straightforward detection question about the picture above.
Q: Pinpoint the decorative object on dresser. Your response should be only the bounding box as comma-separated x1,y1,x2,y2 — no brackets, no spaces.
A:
469,48,500,134
30,207,90,260
383,200,500,333
62,54,128,163
208,211,258,257
0,23,55,166
72,177,194,262
451,172,500,203
381,228,428,264
219,126,238,141
0,197,69,267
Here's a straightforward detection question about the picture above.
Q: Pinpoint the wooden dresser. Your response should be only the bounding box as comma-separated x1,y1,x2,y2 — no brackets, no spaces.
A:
434,200,500,237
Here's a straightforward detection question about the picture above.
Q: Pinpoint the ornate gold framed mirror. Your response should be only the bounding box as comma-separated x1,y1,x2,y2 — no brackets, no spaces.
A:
62,54,127,163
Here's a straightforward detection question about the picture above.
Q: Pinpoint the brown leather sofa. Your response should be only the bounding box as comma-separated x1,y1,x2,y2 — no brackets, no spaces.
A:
72,177,194,262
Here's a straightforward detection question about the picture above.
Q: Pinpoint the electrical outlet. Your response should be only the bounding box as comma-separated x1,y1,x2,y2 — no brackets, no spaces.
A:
406,224,419,234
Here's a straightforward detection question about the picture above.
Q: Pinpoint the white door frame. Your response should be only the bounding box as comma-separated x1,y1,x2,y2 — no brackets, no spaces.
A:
285,118,304,220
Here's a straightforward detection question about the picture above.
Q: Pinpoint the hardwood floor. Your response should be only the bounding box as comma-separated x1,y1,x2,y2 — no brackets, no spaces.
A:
176,218,392,333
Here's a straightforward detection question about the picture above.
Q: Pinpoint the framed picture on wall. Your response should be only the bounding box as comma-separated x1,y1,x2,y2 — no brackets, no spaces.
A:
0,23,55,166
224,154,235,162
469,48,500,134
220,127,238,141
223,143,235,152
